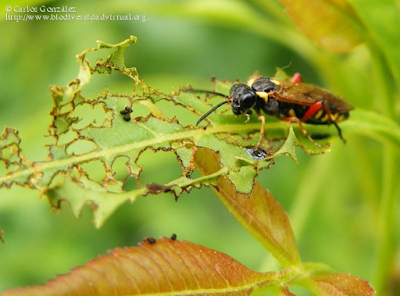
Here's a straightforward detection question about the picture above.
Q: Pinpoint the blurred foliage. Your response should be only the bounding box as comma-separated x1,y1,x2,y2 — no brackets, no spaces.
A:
0,0,399,295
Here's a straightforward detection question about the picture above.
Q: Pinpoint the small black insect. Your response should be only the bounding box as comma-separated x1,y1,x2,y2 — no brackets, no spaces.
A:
188,73,354,147
120,106,133,115
171,233,177,240
143,236,157,244
120,106,133,121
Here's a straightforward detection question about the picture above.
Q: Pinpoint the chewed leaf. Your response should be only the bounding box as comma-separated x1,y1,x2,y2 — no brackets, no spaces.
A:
194,148,300,267
273,125,298,162
0,127,33,188
0,36,334,227
280,0,364,52
0,238,278,296
46,169,130,228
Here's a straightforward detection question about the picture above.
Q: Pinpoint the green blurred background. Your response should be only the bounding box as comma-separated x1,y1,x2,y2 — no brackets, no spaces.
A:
0,0,399,295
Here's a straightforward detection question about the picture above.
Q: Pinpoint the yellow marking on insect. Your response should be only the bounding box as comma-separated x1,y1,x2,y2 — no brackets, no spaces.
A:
337,114,345,122
270,78,281,85
288,109,296,117
321,114,330,122
315,109,324,119
255,91,269,102
246,75,262,87
331,113,339,121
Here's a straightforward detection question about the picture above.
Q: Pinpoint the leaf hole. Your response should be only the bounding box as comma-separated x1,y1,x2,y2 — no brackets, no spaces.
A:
80,70,136,98
48,171,66,188
0,144,21,163
122,176,139,191
187,169,201,179
60,103,73,114
112,156,131,181
155,100,198,126
67,139,98,156
58,130,79,145
137,149,183,186
0,146,12,160
131,101,152,118
72,103,108,129
80,160,107,183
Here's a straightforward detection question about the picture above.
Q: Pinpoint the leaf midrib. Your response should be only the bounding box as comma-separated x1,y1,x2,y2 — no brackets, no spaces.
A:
1,122,275,184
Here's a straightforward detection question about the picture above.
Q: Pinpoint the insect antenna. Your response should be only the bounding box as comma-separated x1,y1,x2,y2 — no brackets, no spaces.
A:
184,88,231,126
185,88,229,99
196,100,230,126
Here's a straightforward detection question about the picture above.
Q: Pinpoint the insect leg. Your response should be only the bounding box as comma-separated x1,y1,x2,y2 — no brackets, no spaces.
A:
281,116,322,148
301,101,323,122
245,111,252,123
255,114,266,149
321,102,346,143
302,101,346,143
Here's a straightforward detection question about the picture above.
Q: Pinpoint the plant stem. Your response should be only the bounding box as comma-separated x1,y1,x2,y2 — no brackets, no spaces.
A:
368,42,399,294
373,145,398,293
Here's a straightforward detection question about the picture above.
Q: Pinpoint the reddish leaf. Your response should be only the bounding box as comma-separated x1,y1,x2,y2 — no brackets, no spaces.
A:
307,273,375,296
194,148,300,267
280,0,364,52
0,238,276,296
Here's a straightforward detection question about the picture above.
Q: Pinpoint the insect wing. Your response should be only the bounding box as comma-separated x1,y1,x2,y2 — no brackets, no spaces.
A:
273,80,354,113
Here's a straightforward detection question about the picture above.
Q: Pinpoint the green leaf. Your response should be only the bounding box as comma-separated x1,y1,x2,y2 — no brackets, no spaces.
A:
280,0,364,52
46,168,131,228
273,125,299,162
1,35,397,229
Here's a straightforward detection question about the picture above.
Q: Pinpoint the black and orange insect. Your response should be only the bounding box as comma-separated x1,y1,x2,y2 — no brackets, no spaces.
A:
190,73,354,147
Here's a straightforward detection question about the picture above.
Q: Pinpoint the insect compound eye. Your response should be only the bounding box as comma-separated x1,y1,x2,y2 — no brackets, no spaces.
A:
240,92,257,109
230,83,256,115
251,77,277,93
